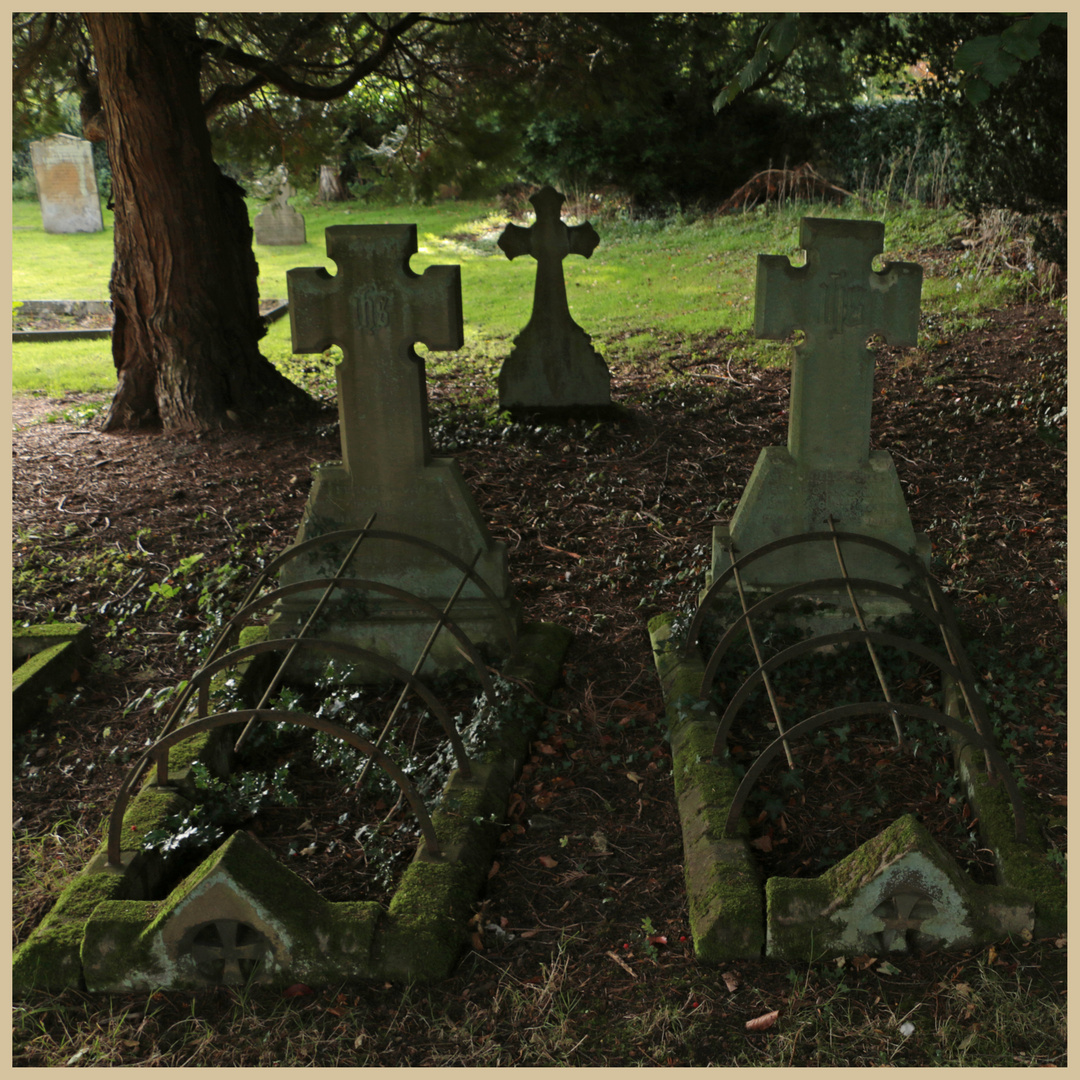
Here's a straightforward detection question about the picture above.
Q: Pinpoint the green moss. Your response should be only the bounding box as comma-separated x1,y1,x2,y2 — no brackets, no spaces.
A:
958,754,1066,935
120,788,192,851
13,870,129,993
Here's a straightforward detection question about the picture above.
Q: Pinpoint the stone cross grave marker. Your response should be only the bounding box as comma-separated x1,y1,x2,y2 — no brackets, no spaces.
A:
496,185,611,412
288,224,462,489
279,225,516,677
29,133,103,234
254,165,306,246
713,218,926,596
756,217,922,470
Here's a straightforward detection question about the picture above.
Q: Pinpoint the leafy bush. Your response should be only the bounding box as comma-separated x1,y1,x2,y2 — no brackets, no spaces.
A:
520,95,816,212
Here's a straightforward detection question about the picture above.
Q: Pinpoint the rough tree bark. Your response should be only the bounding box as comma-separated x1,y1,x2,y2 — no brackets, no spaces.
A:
83,13,317,432
318,164,350,202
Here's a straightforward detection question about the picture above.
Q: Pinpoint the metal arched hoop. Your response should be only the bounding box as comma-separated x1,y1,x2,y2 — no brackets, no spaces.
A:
219,577,496,700
723,701,1026,841
712,629,963,757
698,576,950,699
106,709,441,866
688,530,929,648
250,527,517,646
190,637,471,778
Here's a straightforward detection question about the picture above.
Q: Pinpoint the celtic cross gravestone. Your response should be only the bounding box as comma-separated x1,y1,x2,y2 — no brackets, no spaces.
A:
496,185,611,413
713,218,928,596
278,225,517,677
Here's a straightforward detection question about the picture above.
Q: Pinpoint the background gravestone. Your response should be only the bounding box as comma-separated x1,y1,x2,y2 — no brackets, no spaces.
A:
713,217,926,599
29,133,104,234
254,166,306,246
496,185,611,413
278,224,518,678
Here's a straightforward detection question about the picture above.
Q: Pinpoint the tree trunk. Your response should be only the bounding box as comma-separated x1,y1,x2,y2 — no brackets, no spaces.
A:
83,13,317,432
318,164,350,202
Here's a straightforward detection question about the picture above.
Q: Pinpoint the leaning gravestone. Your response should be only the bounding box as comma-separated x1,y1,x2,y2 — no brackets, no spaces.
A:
278,225,518,677
496,185,611,413
29,133,103,234
713,217,926,595
254,166,306,246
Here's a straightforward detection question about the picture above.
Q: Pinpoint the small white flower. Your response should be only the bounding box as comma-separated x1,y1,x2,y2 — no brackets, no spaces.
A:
900,1021,915,1038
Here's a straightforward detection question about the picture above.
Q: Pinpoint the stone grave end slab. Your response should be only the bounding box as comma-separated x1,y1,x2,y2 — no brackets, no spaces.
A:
254,166,306,246
766,814,1033,961
29,134,104,234
713,218,926,602
278,225,517,679
497,185,612,414
83,830,382,991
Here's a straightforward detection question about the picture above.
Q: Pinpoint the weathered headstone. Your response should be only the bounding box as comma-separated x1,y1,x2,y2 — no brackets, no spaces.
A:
29,133,103,234
496,185,611,413
254,166,306,246
713,218,927,597
278,225,518,677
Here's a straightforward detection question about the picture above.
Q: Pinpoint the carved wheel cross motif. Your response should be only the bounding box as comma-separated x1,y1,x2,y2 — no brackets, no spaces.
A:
872,890,937,951
189,919,270,985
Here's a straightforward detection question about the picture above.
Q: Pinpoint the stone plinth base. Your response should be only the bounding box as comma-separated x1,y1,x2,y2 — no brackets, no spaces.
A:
712,446,928,596
275,456,519,682
498,321,611,412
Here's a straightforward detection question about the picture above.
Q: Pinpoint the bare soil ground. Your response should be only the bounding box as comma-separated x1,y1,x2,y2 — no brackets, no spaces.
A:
11,293,1066,1066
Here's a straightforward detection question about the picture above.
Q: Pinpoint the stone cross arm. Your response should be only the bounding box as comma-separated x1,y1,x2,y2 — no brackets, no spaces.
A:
755,217,922,347
497,185,600,262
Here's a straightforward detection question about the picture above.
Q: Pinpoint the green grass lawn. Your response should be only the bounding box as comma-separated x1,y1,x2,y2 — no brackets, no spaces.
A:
11,193,1035,398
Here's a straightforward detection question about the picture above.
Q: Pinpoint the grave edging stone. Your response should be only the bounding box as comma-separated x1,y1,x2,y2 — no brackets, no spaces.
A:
648,613,765,961
13,622,573,992
944,680,1066,937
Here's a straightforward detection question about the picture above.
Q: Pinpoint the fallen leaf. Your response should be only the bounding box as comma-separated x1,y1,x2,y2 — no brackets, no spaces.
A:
878,961,902,976
283,983,313,998
626,771,644,785
648,934,668,946
606,950,637,978
722,971,740,993
488,860,500,879
538,855,558,868
750,834,773,853
746,1010,779,1032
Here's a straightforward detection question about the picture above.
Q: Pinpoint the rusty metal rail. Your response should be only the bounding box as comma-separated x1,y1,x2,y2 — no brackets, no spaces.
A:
688,522,1026,842
105,514,514,867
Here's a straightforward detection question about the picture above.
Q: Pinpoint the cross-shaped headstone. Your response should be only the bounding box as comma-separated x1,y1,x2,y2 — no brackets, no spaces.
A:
288,225,463,490
496,186,610,410
755,218,922,470
499,185,600,321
